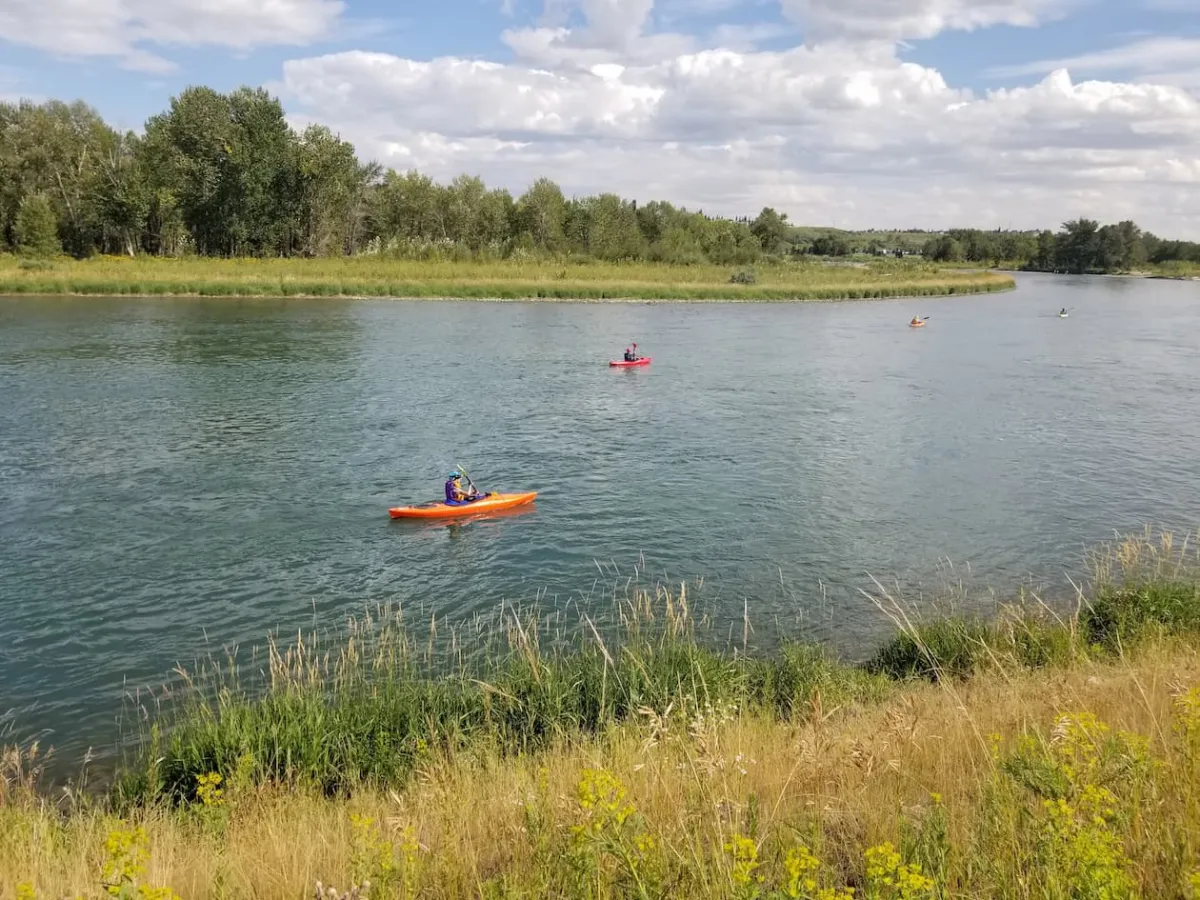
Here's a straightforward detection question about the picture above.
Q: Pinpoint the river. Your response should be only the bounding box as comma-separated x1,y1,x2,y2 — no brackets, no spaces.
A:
1,272,1198,761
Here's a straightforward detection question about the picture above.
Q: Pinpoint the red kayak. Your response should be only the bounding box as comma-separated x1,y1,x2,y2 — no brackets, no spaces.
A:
609,357,651,367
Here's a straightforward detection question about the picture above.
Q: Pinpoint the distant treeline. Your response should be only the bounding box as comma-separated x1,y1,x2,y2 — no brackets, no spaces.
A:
1,87,1197,272
918,222,1200,274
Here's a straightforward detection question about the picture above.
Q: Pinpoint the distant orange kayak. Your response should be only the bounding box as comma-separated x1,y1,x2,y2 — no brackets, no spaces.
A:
388,491,538,519
909,321,926,328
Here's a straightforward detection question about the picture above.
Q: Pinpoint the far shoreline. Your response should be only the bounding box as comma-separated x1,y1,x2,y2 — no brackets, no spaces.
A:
0,287,1016,303
0,255,1017,303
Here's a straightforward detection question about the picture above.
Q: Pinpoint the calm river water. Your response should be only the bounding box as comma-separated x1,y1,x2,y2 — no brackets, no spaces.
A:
2,273,1198,759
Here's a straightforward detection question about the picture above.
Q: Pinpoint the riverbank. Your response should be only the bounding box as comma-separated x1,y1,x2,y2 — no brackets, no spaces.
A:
5,532,1200,898
0,256,1015,301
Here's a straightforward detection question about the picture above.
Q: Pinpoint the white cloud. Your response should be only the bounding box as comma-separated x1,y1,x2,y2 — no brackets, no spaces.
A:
779,0,1079,41
0,0,345,72
502,25,696,66
278,52,665,138
987,37,1200,79
503,0,700,66
277,37,1200,238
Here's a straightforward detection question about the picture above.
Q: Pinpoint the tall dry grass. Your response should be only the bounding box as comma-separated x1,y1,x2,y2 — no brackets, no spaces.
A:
6,641,1200,898
5,531,1200,899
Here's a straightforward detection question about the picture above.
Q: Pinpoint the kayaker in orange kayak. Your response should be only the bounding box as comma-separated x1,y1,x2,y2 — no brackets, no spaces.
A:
910,316,922,326
445,471,481,504
623,342,640,362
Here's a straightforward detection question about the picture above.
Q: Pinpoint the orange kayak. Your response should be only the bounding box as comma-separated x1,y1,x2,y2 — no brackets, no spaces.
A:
389,491,538,519
909,321,925,328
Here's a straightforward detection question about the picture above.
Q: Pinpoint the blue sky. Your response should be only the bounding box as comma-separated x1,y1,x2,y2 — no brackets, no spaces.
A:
2,0,1198,234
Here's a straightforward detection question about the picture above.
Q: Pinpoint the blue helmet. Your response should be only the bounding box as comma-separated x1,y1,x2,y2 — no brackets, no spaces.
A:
448,471,460,479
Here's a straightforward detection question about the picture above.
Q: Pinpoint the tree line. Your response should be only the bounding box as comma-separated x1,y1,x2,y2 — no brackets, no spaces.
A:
920,222,1200,273
0,88,775,264
1,87,1196,272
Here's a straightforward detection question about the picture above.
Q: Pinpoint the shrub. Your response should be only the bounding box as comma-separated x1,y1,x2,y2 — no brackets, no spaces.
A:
867,618,991,681
1083,582,1200,651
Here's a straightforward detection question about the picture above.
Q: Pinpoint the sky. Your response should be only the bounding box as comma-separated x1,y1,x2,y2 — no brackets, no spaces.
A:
1,0,1199,237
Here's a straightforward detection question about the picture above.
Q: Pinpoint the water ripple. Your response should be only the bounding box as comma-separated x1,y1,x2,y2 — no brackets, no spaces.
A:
3,276,1200,762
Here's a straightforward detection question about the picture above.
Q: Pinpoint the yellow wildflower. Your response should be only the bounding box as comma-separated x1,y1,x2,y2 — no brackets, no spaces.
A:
195,771,224,807
784,844,822,898
724,833,762,888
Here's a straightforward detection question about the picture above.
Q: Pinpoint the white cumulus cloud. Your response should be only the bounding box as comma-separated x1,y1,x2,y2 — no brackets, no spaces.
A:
277,37,1200,238
0,0,345,72
264,0,1200,237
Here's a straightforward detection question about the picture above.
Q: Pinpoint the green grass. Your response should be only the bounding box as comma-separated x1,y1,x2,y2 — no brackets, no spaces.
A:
113,601,893,806
98,531,1200,810
1145,260,1200,279
0,254,1016,301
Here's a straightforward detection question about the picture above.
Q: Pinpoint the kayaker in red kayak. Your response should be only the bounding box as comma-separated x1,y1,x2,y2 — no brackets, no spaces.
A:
623,342,640,362
445,471,481,504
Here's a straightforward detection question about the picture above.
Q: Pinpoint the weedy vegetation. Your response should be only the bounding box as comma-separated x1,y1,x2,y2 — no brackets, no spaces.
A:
5,530,1200,898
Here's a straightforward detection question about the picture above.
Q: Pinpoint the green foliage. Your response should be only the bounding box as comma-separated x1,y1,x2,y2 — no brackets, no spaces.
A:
867,618,992,682
747,642,889,719
1083,581,1200,651
14,194,62,257
4,91,1198,272
987,713,1151,900
809,234,851,257
998,615,1080,670
751,207,789,254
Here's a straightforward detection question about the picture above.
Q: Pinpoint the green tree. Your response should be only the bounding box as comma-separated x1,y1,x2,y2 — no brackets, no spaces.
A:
998,231,1037,265
14,193,62,256
515,178,566,253
750,206,788,254
651,225,705,264
922,235,963,262
0,100,114,256
1116,220,1146,270
586,193,644,260
1057,218,1101,273
811,233,851,257
1096,224,1126,272
635,200,675,246
225,87,297,255
444,175,487,248
143,87,233,255
294,124,375,256
95,131,150,256
1032,230,1057,270
370,169,441,245
477,188,516,252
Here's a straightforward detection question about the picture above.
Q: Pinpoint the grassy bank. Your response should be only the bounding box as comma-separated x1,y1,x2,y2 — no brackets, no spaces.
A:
5,531,1200,898
0,256,1015,301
